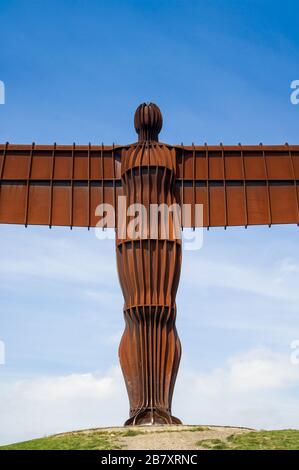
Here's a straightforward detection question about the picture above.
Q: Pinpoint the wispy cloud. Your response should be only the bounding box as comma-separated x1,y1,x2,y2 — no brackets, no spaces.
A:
175,348,299,430
0,228,117,285
1,348,299,445
0,367,127,445
184,254,299,303
1,226,299,443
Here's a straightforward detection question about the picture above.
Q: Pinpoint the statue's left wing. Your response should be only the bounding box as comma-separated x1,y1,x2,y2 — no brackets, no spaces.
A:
0,143,124,228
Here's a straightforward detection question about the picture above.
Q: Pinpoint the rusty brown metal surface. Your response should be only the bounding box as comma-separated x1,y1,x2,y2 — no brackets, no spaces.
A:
1,141,298,229
134,102,163,142
175,144,299,228
0,143,124,227
1,102,299,426
117,142,182,425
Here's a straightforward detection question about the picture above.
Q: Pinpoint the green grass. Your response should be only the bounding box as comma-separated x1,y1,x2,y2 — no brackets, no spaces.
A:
122,426,207,438
197,430,299,450
0,431,122,450
2,428,299,450
186,426,208,432
0,426,207,450
122,429,144,437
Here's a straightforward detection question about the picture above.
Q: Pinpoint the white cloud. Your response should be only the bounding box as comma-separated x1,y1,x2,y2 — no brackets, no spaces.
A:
183,254,299,303
0,229,117,286
228,349,299,391
1,226,299,444
0,367,127,446
1,348,299,446
175,348,299,430
280,257,299,274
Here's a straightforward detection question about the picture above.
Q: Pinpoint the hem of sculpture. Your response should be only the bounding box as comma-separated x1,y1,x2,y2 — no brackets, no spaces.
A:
124,408,182,426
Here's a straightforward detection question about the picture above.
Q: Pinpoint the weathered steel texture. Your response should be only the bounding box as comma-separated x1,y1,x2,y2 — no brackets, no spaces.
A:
134,103,163,142
175,144,299,228
116,141,182,425
0,143,124,227
1,142,299,229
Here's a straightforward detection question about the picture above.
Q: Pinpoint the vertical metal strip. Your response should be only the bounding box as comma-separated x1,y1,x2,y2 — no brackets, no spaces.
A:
155,165,159,303
88,142,91,229
181,144,184,229
139,143,145,306
205,143,210,229
0,142,8,179
49,143,56,228
287,144,299,225
192,143,195,230
147,142,153,410
112,143,116,230
147,141,151,304
24,142,34,227
160,165,167,300
261,144,272,227
130,149,138,305
0,142,8,207
101,143,104,224
221,143,228,229
70,143,75,229
239,143,248,228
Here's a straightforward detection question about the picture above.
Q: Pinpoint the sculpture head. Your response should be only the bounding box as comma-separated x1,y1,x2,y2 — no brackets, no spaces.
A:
134,102,163,142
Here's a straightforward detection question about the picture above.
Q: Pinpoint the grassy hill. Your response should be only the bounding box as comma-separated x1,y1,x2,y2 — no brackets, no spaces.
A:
1,426,299,450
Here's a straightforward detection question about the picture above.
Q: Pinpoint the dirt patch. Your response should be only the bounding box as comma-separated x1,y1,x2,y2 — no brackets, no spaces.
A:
56,424,252,450
117,425,251,450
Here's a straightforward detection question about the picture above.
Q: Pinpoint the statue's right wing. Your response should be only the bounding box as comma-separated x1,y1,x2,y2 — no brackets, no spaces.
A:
175,144,299,228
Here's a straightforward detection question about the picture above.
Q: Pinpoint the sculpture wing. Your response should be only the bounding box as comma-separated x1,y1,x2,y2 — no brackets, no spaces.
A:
175,144,299,228
2,142,299,229
0,143,124,228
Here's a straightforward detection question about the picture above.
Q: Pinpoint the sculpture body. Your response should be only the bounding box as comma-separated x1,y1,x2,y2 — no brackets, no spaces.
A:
116,105,182,424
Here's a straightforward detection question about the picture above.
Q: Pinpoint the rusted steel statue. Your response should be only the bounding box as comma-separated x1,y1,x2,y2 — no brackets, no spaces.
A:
1,103,299,425
117,104,182,424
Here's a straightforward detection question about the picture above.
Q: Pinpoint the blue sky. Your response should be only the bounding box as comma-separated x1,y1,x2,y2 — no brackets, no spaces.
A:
1,0,299,444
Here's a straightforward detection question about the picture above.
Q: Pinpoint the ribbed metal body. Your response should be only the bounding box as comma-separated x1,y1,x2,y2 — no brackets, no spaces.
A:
116,142,182,425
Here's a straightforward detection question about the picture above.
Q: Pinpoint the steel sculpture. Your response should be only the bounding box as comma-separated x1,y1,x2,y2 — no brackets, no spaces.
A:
1,103,299,424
